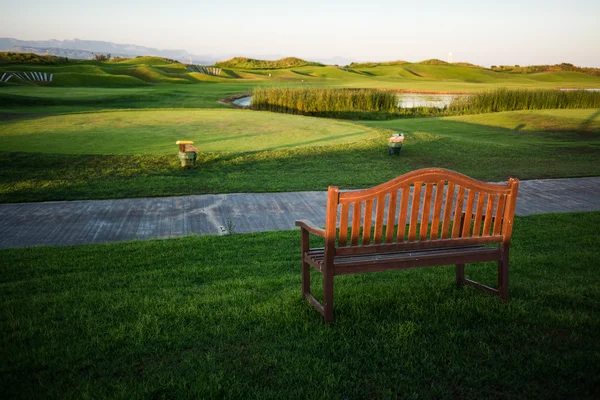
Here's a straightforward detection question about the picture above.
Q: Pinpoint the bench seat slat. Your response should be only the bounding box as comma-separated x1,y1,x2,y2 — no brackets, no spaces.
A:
336,235,503,256
304,245,501,276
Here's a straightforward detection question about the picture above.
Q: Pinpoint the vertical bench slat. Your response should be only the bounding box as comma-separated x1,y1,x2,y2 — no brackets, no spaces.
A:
397,187,410,242
472,192,486,237
482,194,495,237
351,202,362,246
493,195,506,236
429,180,445,240
441,182,455,239
419,184,433,240
451,187,466,238
462,189,476,237
494,194,506,235
338,203,349,247
408,183,422,242
385,190,398,243
362,199,374,245
373,195,386,244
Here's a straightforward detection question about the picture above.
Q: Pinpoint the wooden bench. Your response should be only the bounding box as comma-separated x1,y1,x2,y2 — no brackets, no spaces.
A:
295,168,519,323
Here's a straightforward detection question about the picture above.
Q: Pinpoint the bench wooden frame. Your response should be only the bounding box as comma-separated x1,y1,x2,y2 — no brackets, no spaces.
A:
295,168,519,323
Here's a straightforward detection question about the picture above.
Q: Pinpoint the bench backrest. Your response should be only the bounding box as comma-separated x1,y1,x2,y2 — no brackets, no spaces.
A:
324,168,519,256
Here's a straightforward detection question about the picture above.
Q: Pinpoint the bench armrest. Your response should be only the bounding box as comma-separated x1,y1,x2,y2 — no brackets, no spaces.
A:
295,219,326,237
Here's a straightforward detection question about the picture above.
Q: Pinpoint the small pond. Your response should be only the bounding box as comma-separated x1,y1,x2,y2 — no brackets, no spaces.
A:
232,93,468,109
559,88,600,91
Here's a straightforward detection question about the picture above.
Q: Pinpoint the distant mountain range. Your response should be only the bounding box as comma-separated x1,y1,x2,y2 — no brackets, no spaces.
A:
0,38,218,65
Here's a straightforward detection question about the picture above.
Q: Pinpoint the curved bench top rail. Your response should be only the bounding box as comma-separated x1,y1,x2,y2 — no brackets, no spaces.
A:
338,168,516,204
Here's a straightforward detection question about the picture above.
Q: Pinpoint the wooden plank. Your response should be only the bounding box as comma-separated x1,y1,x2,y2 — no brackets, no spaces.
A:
501,179,520,243
338,203,349,247
385,190,398,243
304,293,325,316
451,186,466,238
335,235,503,256
472,192,486,237
373,195,386,244
335,245,497,264
430,180,445,240
408,183,422,242
334,249,501,276
350,201,361,246
323,186,339,324
493,195,506,236
464,279,499,296
397,187,409,242
462,189,476,238
441,182,455,239
362,199,374,245
419,183,433,241
482,194,495,237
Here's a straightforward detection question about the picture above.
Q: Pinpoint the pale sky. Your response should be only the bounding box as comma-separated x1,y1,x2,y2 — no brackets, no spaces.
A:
1,0,599,66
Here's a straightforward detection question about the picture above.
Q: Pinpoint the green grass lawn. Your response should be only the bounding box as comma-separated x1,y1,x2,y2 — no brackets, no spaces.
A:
0,109,378,154
1,108,598,203
0,83,255,113
1,212,599,399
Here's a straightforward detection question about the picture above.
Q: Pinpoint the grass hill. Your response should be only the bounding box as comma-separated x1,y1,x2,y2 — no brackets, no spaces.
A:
215,57,323,69
1,52,600,90
0,52,69,65
491,63,600,76
348,60,409,68
418,59,448,65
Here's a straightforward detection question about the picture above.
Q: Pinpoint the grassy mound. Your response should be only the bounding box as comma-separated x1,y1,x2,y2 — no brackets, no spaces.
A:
348,60,409,68
491,63,600,77
115,56,181,65
0,51,69,65
216,56,323,69
419,59,449,65
1,212,599,398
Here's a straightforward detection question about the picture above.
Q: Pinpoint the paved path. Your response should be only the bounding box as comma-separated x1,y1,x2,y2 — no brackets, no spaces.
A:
1,177,599,249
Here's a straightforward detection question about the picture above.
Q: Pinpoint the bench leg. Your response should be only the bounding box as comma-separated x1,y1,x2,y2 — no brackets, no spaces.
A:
301,230,310,297
498,249,509,302
456,263,465,286
323,267,334,324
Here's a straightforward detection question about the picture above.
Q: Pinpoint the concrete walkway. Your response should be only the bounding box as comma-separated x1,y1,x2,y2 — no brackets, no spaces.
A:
1,177,599,249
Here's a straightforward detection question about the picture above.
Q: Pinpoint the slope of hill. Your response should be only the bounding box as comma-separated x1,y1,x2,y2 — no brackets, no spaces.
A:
215,57,323,69
2,52,600,90
0,52,69,65
491,63,600,76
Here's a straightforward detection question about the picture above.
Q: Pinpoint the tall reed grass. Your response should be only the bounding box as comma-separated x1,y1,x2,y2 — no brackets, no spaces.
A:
251,87,400,118
251,87,600,120
448,88,600,114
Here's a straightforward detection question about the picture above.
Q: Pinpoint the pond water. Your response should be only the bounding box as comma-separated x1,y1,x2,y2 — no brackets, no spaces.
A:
232,96,253,107
559,88,600,91
396,93,467,108
232,93,468,109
